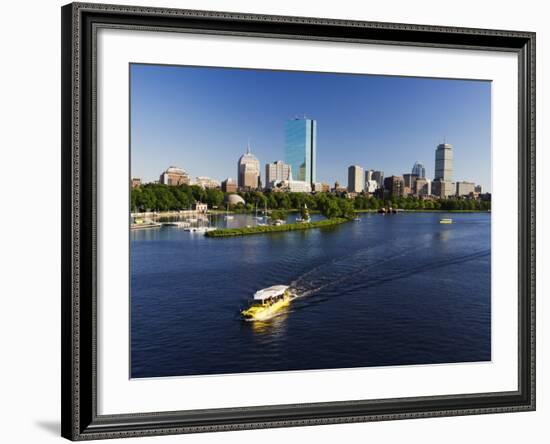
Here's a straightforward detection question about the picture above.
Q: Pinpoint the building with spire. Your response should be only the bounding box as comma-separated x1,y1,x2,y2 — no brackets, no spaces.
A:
237,142,261,190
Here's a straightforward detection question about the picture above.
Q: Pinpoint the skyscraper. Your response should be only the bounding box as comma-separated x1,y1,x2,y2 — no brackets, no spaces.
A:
237,142,260,190
383,176,405,199
434,143,453,181
371,171,384,188
347,165,365,193
412,161,426,178
415,177,431,196
403,173,418,189
456,181,476,197
433,143,454,198
432,179,454,198
265,160,291,188
284,117,317,184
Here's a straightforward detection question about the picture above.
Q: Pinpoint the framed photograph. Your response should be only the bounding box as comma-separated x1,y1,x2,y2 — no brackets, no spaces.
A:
61,2,536,440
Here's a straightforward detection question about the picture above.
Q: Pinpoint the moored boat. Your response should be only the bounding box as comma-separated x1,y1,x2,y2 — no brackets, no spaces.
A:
163,221,191,228
184,226,217,233
131,218,161,230
241,285,292,321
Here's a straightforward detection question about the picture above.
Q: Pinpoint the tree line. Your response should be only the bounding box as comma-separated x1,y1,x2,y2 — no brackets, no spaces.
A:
131,183,490,218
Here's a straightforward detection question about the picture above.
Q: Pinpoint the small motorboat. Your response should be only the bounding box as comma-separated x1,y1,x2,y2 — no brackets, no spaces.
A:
439,218,453,224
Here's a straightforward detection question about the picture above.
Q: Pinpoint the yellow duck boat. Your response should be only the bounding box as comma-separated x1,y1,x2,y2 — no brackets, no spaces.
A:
241,285,291,321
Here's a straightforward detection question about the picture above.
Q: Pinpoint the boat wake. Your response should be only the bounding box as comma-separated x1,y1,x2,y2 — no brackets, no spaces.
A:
288,244,489,303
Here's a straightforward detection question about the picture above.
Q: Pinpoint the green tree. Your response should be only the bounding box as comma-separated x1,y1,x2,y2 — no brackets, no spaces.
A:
323,200,341,219
270,209,287,221
205,188,224,209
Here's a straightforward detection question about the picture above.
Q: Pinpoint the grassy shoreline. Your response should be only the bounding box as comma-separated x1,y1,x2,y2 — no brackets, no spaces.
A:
205,218,349,238
354,209,489,213
135,208,489,218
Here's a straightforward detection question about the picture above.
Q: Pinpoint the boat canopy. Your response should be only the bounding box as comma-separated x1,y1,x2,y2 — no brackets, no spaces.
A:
253,285,289,301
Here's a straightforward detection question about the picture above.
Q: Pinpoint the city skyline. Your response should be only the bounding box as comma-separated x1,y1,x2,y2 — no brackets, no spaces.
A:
130,64,491,191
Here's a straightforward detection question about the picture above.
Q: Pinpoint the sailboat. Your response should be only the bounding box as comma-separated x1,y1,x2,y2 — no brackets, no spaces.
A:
295,203,311,223
184,202,216,233
257,201,268,226
224,203,234,220
254,203,264,221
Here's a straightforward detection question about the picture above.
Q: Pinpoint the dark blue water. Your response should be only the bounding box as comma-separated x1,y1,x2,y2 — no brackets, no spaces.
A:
131,212,491,378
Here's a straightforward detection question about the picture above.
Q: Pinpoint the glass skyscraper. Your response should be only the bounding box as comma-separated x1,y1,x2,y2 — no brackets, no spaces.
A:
284,118,317,184
412,161,426,178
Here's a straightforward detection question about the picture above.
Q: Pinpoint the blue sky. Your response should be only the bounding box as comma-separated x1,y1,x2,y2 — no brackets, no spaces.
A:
130,64,491,191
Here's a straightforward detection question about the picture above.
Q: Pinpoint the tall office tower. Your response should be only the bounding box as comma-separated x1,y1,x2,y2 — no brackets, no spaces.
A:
434,143,453,181
432,179,455,198
284,117,317,184
412,161,426,178
415,177,431,196
265,160,291,188
237,142,260,190
383,176,405,199
371,171,384,188
366,169,374,181
403,173,418,189
347,165,365,193
456,181,476,197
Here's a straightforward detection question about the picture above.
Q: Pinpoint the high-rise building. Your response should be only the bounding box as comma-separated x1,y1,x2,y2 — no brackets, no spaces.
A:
237,143,260,190
365,180,378,194
371,171,384,188
221,178,237,193
475,185,482,193
131,178,142,188
265,161,291,188
284,117,317,184
403,173,418,189
383,176,405,199
435,143,453,181
456,181,476,197
348,165,365,193
412,161,426,178
432,179,454,198
434,143,453,198
415,177,431,196
159,166,190,186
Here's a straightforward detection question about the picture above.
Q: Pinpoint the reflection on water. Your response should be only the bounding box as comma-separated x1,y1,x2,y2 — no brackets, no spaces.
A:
131,212,491,378
437,226,452,242
247,309,291,336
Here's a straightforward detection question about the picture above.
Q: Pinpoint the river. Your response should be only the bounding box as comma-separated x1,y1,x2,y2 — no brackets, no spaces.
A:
130,212,491,378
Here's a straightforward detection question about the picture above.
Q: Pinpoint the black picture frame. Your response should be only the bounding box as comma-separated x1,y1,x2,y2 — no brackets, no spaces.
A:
61,2,536,440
